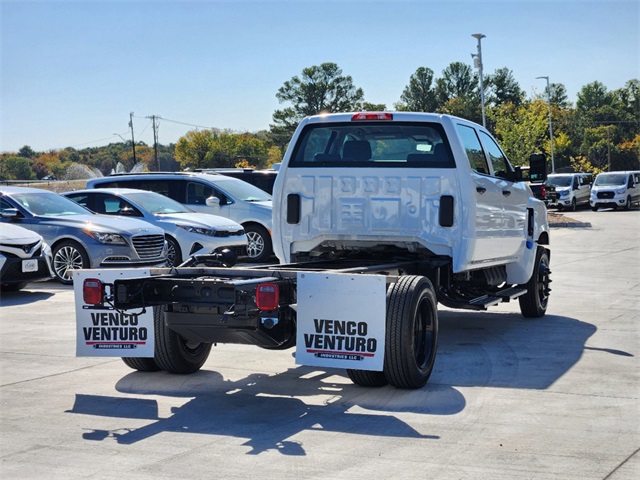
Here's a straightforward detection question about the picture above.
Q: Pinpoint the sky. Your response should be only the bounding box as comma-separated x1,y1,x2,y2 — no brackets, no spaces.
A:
1,0,638,153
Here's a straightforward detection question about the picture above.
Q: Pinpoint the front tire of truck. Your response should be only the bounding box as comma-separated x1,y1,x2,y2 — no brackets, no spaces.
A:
383,275,438,389
152,306,212,374
121,357,161,372
346,369,388,387
518,246,551,318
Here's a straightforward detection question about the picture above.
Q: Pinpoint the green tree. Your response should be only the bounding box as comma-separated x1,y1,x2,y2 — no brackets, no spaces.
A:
362,102,387,111
485,67,524,107
175,130,217,169
435,62,481,122
271,63,365,139
18,145,37,159
1,156,36,180
395,67,437,112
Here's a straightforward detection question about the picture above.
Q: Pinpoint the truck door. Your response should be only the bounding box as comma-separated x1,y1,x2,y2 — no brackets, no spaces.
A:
455,124,508,263
478,131,528,260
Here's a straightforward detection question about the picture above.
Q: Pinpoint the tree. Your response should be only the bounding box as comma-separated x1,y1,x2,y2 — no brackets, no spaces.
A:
395,67,437,112
362,102,387,111
549,83,571,109
435,62,481,123
18,146,36,159
485,67,524,107
271,63,365,138
175,130,217,170
1,156,35,180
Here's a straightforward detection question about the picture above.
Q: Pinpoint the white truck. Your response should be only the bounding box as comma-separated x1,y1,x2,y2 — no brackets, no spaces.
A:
78,112,551,389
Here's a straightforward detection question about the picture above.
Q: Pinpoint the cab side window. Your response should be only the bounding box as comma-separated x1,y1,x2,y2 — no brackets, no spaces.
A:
456,124,490,175
479,131,514,180
186,181,232,206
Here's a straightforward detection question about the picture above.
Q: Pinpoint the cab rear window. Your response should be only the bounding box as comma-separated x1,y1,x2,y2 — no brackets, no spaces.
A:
289,122,455,168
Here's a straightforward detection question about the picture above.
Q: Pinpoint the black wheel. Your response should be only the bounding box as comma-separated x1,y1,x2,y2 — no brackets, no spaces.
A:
624,196,632,211
0,282,28,292
152,306,212,374
383,275,439,389
519,246,551,318
591,206,598,212
52,240,89,285
570,197,577,211
244,224,272,263
121,357,161,372
166,236,182,267
346,369,388,387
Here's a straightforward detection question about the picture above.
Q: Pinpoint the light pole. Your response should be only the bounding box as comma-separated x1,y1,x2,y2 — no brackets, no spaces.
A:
113,133,127,142
471,33,486,128
536,76,556,173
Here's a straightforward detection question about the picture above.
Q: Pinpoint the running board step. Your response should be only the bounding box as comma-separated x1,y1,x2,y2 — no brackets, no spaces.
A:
468,287,528,308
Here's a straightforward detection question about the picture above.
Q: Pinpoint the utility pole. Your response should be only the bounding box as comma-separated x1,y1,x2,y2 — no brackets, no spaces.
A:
147,115,160,171
471,33,486,128
129,112,137,165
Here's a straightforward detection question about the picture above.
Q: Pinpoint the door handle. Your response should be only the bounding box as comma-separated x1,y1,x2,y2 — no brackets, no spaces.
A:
502,190,511,197
476,187,486,194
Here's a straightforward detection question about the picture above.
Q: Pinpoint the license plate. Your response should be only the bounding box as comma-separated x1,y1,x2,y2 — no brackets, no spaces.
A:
22,259,38,273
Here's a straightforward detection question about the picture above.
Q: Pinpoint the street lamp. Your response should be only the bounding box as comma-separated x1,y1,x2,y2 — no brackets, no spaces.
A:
471,33,486,128
113,133,127,142
536,76,556,173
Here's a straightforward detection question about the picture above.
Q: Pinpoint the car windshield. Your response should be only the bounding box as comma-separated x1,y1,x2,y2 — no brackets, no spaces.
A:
546,176,572,187
11,191,91,216
211,177,272,202
125,191,191,214
594,173,626,186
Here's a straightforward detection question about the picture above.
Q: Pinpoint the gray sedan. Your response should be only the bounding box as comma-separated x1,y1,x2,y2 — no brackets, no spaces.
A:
0,186,167,284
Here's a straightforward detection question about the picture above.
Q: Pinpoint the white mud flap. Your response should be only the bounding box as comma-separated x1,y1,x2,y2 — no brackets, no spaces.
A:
295,272,386,371
74,269,154,357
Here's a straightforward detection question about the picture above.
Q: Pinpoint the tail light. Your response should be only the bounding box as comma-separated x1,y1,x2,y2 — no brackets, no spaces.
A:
351,112,393,121
256,283,279,311
83,278,104,305
541,185,547,197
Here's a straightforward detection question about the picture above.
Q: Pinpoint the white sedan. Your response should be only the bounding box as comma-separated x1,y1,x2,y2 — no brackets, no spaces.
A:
64,188,247,266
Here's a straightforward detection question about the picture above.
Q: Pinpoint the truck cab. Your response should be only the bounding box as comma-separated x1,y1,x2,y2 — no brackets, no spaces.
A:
273,112,549,285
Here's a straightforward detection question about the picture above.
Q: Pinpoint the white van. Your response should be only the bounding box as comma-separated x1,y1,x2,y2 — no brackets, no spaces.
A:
590,171,640,211
86,172,274,261
546,173,592,211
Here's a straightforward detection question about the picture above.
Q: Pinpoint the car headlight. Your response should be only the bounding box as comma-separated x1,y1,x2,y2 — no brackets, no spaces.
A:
615,187,626,194
559,190,569,197
86,231,127,244
177,224,215,236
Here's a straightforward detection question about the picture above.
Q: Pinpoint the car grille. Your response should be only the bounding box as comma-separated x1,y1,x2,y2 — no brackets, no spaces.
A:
0,241,42,257
132,234,165,259
597,191,615,199
214,229,245,237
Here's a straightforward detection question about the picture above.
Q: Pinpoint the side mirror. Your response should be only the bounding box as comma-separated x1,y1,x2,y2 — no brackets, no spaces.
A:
205,196,220,208
1,208,19,219
528,153,547,183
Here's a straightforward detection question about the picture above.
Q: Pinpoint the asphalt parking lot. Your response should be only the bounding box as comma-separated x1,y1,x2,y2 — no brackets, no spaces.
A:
1,208,638,480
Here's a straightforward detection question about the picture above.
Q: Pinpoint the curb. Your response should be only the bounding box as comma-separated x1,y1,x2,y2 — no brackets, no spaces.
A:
550,222,592,228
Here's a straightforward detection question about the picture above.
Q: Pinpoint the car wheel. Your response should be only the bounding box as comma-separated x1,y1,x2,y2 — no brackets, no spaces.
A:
166,236,182,267
624,196,632,211
591,206,598,212
570,197,577,211
244,224,273,263
52,240,89,285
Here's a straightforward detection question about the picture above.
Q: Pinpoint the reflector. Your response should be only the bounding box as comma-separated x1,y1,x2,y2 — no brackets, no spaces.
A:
83,278,103,305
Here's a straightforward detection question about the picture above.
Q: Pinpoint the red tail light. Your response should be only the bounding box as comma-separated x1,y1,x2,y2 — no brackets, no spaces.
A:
256,283,279,311
83,278,103,305
351,112,393,121
541,185,547,197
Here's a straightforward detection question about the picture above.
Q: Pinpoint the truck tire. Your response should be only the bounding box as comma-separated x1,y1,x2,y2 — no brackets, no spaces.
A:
383,275,438,389
518,246,551,318
121,357,161,372
152,306,212,373
346,369,388,387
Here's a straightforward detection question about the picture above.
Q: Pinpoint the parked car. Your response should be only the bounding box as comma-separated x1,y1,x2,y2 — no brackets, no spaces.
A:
0,186,167,284
195,168,278,194
85,172,274,262
0,223,55,291
64,188,247,266
546,173,592,211
590,171,640,211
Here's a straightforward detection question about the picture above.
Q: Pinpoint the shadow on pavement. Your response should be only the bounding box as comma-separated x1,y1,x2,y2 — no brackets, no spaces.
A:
66,309,604,454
